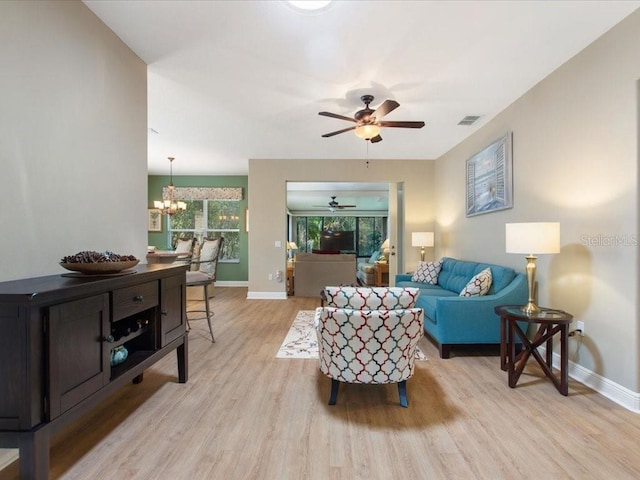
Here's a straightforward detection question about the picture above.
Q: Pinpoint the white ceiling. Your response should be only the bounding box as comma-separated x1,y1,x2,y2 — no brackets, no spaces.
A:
84,0,638,179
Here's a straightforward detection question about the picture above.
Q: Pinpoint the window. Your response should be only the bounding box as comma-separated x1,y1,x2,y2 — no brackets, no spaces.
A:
293,216,386,257
169,200,240,262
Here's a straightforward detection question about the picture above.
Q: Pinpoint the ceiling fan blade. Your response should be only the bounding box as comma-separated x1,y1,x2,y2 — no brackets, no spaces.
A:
338,205,357,208
321,126,357,138
371,100,399,120
379,121,425,128
370,134,383,143
318,111,357,122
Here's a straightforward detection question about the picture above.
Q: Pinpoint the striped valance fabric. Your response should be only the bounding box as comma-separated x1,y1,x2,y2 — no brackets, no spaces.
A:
162,187,243,201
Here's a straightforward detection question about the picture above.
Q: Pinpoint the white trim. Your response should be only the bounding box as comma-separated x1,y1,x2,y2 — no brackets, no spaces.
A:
540,346,640,413
247,291,287,300
215,281,248,287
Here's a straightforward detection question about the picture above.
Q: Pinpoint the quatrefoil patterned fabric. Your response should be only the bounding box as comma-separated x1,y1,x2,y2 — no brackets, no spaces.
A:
323,286,420,310
315,307,424,384
459,267,493,297
411,260,442,284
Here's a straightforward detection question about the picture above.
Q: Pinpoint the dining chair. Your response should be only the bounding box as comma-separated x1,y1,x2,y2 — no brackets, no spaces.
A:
186,237,223,342
174,237,197,265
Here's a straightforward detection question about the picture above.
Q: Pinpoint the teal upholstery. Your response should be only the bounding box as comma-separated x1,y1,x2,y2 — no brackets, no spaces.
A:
396,257,527,358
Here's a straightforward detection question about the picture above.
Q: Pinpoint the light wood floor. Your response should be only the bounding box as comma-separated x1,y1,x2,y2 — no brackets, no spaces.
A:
2,287,640,479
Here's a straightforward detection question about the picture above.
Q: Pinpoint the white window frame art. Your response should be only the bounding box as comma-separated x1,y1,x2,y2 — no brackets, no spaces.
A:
466,133,513,217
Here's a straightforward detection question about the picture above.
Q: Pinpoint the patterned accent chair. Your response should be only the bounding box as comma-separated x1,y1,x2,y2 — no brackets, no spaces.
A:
314,287,424,407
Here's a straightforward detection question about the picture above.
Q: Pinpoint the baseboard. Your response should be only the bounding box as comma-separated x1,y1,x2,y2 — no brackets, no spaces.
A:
540,346,640,413
246,291,287,300
215,281,248,287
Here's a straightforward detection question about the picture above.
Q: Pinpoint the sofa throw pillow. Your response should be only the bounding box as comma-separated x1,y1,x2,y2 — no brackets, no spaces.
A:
411,260,442,285
459,268,492,297
368,250,380,264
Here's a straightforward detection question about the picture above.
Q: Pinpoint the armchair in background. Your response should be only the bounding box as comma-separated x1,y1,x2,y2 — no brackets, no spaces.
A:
356,240,388,286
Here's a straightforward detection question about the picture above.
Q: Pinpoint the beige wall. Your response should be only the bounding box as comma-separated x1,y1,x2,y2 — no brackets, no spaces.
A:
248,159,435,297
0,1,147,281
436,10,640,392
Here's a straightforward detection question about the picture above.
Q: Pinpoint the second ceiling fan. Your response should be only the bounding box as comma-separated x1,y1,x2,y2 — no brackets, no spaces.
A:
319,95,425,143
313,196,356,212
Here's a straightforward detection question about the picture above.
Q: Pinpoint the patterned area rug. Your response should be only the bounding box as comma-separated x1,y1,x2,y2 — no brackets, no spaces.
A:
276,310,427,360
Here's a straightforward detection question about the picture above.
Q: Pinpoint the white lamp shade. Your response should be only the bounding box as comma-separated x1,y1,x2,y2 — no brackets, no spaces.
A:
354,124,381,139
380,238,390,255
505,222,560,255
411,232,434,247
287,242,298,250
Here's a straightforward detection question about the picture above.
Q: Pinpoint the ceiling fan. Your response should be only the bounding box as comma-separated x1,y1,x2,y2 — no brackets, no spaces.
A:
319,94,425,143
313,196,356,212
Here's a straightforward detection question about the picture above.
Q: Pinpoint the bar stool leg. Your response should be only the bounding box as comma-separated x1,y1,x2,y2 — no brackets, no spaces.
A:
203,284,215,343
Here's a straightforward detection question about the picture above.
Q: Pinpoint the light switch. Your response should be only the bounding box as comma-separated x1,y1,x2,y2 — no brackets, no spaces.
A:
275,240,282,248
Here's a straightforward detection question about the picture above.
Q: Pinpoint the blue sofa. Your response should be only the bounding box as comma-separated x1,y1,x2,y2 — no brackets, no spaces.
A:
396,257,527,358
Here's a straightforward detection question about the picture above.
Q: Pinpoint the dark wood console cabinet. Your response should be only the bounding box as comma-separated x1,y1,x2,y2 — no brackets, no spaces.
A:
0,264,189,479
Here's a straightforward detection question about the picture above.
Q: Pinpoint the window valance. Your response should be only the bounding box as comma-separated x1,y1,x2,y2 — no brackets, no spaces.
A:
162,187,243,201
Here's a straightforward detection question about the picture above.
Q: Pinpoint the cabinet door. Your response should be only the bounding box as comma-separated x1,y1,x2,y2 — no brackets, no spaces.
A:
48,293,110,419
160,273,186,346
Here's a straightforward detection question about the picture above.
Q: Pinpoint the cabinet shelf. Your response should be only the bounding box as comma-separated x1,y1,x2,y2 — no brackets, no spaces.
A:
107,325,149,349
110,350,155,380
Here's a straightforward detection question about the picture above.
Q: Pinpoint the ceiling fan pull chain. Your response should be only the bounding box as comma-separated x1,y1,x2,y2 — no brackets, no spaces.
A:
366,141,369,168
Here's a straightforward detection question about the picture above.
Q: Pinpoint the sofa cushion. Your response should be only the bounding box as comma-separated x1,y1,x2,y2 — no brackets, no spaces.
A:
411,260,442,284
474,263,515,294
368,250,380,263
436,257,516,295
323,286,420,310
459,268,492,297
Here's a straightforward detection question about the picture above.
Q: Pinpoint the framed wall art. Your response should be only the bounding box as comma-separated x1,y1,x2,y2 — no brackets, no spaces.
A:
148,208,163,232
465,132,513,217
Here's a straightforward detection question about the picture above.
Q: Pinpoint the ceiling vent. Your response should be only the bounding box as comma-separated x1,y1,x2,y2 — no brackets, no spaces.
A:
458,115,481,126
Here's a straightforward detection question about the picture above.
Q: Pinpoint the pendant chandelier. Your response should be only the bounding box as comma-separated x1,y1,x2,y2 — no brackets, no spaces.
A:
154,157,186,216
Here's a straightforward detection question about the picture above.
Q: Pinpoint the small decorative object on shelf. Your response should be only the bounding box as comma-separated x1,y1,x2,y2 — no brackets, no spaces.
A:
110,345,128,366
60,250,139,274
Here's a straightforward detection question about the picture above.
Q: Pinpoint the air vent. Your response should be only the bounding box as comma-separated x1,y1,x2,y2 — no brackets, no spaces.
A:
458,115,481,126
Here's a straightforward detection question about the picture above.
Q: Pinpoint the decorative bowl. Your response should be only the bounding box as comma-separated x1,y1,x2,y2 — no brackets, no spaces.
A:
60,260,139,274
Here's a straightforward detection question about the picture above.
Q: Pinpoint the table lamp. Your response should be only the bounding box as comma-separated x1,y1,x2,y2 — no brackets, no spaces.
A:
505,222,560,314
411,232,434,261
380,238,390,260
287,242,298,260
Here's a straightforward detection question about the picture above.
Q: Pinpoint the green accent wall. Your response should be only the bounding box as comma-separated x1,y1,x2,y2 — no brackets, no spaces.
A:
148,175,248,282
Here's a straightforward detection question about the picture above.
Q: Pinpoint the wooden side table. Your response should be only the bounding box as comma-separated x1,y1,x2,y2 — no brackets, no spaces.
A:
374,262,389,287
495,305,573,396
286,261,294,296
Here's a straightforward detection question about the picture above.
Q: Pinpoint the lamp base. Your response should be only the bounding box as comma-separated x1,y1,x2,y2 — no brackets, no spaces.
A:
520,301,541,315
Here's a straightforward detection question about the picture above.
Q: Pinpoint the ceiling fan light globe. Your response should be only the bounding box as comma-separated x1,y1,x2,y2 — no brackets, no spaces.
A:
355,124,381,140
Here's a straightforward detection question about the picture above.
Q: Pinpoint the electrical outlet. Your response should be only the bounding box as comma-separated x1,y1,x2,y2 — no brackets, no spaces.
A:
576,320,585,336
268,273,273,281
275,270,283,282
